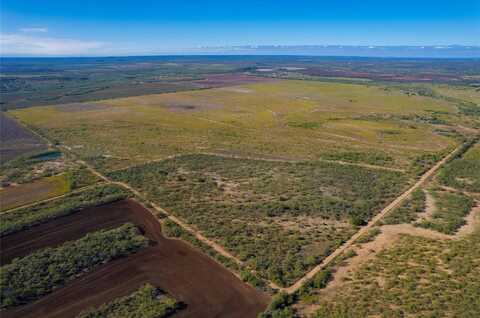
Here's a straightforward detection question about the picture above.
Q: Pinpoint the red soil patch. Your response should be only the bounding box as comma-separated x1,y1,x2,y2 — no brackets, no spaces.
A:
0,113,48,164
1,199,268,318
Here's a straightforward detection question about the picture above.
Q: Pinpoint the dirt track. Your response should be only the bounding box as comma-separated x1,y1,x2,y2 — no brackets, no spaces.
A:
2,199,268,318
282,144,461,294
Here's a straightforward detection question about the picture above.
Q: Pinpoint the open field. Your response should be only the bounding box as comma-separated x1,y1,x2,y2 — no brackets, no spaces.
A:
10,80,464,172
0,113,48,163
2,199,268,317
109,154,408,286
0,174,71,211
2,56,479,317
2,56,478,111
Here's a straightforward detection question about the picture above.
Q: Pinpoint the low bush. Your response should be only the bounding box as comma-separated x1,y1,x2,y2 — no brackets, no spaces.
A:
0,184,129,236
77,284,181,318
0,223,148,308
382,189,426,225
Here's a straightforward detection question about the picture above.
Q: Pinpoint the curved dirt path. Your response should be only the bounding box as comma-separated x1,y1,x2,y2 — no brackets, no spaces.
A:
315,203,479,298
321,223,451,294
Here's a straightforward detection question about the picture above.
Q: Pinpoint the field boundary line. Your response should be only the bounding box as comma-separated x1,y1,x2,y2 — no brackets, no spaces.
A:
281,143,462,294
0,182,106,215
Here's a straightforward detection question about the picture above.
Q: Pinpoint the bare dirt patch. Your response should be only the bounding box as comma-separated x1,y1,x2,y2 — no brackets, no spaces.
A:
417,189,436,222
456,203,480,236
2,199,269,318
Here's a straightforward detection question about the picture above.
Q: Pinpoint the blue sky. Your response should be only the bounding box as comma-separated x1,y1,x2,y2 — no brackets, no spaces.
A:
1,0,479,56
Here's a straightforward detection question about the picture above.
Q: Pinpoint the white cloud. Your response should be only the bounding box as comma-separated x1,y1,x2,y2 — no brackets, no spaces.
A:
0,33,105,56
20,27,48,33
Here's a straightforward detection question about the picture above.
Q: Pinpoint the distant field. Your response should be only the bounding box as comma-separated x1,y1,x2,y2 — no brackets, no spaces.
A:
0,174,70,211
109,154,408,286
11,80,461,172
0,113,48,163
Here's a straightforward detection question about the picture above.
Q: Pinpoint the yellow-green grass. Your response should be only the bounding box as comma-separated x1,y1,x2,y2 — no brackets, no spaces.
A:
11,80,459,172
0,174,71,211
464,142,480,160
433,84,480,105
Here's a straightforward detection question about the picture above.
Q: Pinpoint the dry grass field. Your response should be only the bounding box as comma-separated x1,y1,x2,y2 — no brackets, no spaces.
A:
3,78,479,317
10,80,464,172
0,174,70,211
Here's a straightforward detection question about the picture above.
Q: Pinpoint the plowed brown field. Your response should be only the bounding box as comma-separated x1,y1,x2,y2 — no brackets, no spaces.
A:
2,199,268,318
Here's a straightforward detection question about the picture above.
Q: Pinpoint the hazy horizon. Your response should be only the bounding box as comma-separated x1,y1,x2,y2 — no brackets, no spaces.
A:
1,0,479,57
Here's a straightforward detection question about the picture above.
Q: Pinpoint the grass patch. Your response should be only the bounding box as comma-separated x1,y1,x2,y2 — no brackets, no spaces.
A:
0,174,72,211
10,80,458,172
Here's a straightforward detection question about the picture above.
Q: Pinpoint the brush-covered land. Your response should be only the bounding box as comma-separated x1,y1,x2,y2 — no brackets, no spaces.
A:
110,154,407,286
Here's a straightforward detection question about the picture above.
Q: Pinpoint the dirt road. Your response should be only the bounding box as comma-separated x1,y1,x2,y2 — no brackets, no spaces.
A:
282,145,461,294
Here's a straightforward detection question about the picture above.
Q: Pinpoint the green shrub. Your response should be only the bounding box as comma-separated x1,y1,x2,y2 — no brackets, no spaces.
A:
0,223,148,308
0,184,128,237
77,284,181,318
383,189,426,225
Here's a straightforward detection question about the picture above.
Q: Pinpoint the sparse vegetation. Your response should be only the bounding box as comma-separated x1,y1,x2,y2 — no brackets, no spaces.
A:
438,142,480,192
309,228,480,317
111,154,406,286
356,227,382,244
416,190,474,234
382,189,426,225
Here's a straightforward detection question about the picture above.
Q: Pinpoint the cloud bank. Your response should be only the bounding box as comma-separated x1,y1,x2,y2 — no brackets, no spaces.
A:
0,33,105,56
